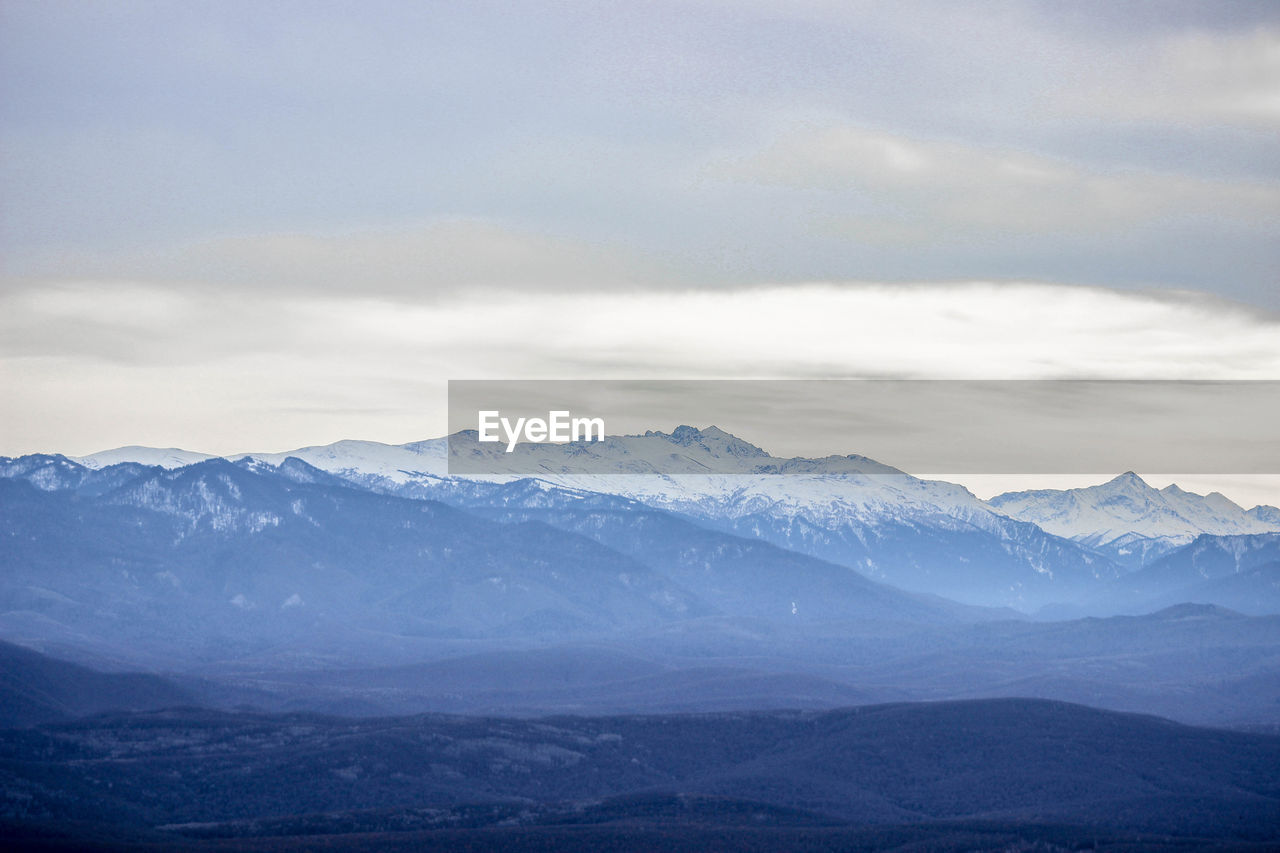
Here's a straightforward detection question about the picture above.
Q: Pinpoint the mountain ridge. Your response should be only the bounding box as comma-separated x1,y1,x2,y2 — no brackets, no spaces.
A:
22,428,1276,608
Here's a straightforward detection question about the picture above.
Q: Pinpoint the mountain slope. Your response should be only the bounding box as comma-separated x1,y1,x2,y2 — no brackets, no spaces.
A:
1111,532,1280,613
446,485,991,624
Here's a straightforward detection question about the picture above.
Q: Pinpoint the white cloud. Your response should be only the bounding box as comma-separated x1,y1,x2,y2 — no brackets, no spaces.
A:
2,280,1276,458
711,123,1280,241
1062,26,1280,126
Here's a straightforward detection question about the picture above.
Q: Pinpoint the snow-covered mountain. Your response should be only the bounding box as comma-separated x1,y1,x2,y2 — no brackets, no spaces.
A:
235,438,448,483
989,473,1280,569
76,445,215,470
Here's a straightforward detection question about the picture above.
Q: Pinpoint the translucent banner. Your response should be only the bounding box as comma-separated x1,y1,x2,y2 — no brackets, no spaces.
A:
447,380,1280,476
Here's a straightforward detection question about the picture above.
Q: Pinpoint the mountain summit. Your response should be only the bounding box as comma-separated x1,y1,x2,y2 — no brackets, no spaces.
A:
990,473,1280,551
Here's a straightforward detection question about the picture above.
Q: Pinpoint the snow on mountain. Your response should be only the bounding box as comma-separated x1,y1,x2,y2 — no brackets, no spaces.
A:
0,454,90,490
76,446,215,470
221,429,929,530
1248,505,1280,526
341,425,997,533
989,473,1280,549
233,439,448,484
450,424,904,478
521,464,992,533
229,426,1113,608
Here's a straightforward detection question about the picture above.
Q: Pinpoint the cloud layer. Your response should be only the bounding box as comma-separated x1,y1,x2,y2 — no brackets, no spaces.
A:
4,280,1276,453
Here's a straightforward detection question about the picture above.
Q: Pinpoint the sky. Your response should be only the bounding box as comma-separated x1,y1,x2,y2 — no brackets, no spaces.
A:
1,1,1277,501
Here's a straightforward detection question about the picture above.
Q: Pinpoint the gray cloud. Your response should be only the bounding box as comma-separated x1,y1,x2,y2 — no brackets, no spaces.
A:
3,2,1278,305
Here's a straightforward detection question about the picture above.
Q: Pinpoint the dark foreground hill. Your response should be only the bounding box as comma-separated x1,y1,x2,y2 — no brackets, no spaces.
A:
2,698,1278,851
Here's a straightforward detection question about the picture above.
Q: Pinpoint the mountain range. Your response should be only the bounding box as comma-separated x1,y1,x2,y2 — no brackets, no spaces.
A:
55,427,1280,609
2,428,1278,712
4,430,1280,849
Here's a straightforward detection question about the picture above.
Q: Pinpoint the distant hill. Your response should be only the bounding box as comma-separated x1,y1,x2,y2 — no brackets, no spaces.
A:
0,640,192,728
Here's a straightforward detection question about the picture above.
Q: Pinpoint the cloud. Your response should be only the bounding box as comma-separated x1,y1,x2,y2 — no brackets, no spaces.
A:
2,280,1277,456
710,123,1280,241
3,219,670,300
1060,26,1280,127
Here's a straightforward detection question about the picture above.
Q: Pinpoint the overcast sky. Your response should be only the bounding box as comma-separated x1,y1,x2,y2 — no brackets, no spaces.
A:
1,1,1277,500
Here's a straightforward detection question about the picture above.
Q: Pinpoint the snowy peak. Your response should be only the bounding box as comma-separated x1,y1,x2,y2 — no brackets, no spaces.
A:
1247,505,1280,526
990,475,1280,546
76,446,215,470
1201,491,1245,514
653,425,770,458
233,455,348,487
1106,471,1151,492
